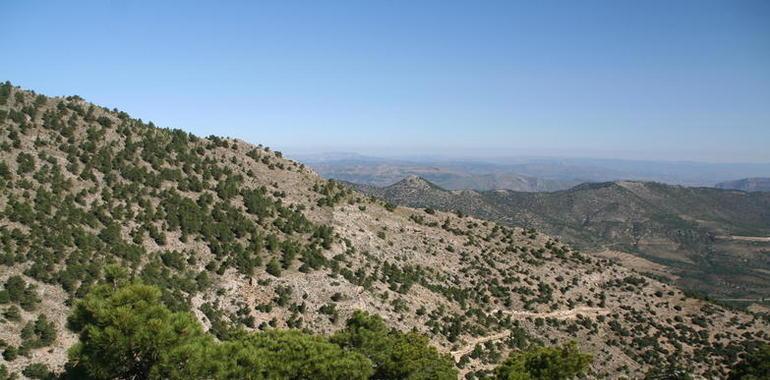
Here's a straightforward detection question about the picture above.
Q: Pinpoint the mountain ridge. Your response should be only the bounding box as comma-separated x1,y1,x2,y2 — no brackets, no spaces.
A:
0,82,768,378
303,159,584,192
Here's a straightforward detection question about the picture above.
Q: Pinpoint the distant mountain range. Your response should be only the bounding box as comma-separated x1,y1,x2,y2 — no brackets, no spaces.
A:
303,159,582,192
294,153,770,192
353,176,770,301
716,177,770,192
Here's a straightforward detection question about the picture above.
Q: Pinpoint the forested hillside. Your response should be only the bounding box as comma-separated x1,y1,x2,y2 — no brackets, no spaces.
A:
0,83,769,379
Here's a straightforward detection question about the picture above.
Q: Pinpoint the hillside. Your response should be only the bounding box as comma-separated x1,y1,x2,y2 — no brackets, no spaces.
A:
716,177,770,192
356,177,770,302
0,83,769,378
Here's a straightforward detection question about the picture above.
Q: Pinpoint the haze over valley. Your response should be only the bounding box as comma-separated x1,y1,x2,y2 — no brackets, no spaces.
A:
297,152,770,191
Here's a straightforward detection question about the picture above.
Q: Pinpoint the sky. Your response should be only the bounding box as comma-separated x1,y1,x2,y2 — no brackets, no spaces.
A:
2,1,769,162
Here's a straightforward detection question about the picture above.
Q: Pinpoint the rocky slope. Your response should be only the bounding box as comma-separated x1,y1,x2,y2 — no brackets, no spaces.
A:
0,83,768,378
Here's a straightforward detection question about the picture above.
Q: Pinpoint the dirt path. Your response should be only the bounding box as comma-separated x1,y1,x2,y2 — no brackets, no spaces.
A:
716,235,770,242
491,306,610,319
716,298,768,302
449,306,610,361
450,330,512,361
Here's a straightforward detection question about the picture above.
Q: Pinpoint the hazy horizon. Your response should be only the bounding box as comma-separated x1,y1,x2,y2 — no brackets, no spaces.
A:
290,149,770,187
283,148,770,166
3,1,769,163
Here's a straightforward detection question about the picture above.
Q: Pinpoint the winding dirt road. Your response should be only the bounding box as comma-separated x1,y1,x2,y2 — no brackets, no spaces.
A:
491,306,610,319
450,331,512,361
716,235,770,243
449,306,609,361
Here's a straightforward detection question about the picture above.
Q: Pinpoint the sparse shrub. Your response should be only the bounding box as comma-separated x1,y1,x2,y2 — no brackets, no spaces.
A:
16,153,36,174
266,258,282,277
22,363,50,380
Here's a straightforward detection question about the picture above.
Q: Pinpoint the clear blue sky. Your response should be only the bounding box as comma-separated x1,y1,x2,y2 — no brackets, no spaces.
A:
2,1,769,162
